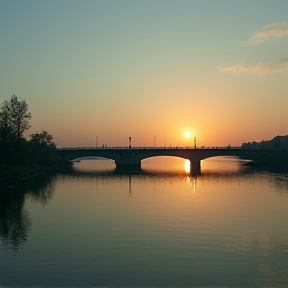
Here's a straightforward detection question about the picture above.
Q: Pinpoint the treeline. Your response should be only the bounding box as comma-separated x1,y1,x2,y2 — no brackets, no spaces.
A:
0,95,69,183
241,135,288,149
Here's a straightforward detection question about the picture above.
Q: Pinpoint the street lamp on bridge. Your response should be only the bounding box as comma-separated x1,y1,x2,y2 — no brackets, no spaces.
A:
129,136,131,149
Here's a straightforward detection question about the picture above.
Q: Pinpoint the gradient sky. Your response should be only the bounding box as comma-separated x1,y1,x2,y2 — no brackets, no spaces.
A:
1,0,288,147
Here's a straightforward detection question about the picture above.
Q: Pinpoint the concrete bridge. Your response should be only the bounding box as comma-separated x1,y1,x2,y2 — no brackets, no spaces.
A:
57,147,288,175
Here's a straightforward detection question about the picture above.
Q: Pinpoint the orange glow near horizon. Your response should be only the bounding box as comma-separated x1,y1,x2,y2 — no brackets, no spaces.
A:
41,113,285,149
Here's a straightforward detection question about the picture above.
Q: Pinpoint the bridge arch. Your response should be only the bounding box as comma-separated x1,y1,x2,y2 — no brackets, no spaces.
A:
141,154,189,162
70,156,112,162
58,147,284,175
141,156,191,173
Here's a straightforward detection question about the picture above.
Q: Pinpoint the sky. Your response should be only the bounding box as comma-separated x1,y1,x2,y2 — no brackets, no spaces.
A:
1,0,288,148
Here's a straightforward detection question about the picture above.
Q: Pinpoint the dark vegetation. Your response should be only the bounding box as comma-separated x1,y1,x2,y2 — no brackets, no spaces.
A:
0,95,69,186
241,135,288,149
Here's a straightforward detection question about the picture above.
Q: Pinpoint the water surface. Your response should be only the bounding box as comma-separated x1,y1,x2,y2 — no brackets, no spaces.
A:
1,157,288,287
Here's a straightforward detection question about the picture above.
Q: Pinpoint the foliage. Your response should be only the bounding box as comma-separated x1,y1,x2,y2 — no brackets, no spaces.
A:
0,95,31,143
0,100,14,143
0,96,69,183
30,131,55,148
241,135,288,149
0,95,32,164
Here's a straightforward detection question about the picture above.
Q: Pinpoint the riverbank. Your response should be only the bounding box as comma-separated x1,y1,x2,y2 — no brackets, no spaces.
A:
0,141,72,189
0,163,72,189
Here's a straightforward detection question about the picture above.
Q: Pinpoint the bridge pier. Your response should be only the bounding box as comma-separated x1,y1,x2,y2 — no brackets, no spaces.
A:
113,150,142,169
190,159,201,176
114,162,142,174
115,162,141,169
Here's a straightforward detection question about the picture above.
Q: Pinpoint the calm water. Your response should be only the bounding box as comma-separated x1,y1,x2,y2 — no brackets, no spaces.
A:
1,157,288,287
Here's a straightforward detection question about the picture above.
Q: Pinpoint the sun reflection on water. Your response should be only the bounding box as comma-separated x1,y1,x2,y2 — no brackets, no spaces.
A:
185,159,190,173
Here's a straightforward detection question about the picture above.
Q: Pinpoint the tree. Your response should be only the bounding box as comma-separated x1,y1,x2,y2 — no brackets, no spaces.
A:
30,131,55,148
0,100,14,142
10,95,31,142
0,95,31,143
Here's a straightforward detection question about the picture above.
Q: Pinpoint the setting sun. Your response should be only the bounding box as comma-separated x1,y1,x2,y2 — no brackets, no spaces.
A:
184,131,191,138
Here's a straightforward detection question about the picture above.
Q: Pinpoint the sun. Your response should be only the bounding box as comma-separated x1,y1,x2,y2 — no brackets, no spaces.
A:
184,131,191,138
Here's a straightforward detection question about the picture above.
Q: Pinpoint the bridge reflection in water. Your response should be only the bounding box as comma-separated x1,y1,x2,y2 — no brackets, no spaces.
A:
58,147,288,176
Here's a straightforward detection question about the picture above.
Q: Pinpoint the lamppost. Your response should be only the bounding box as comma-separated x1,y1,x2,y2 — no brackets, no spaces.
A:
194,136,197,149
129,136,131,149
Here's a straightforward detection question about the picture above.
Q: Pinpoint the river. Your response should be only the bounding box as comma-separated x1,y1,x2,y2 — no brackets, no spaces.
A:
1,156,288,287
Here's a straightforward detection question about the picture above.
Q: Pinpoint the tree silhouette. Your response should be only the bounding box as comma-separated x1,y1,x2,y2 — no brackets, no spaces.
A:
0,95,31,143
30,131,55,148
10,95,31,143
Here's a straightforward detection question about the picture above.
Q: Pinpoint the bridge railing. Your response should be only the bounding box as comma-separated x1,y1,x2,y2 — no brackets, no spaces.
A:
57,146,241,151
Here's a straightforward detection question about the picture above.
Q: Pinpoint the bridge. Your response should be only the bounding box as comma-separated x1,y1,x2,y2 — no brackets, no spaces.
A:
57,147,288,175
